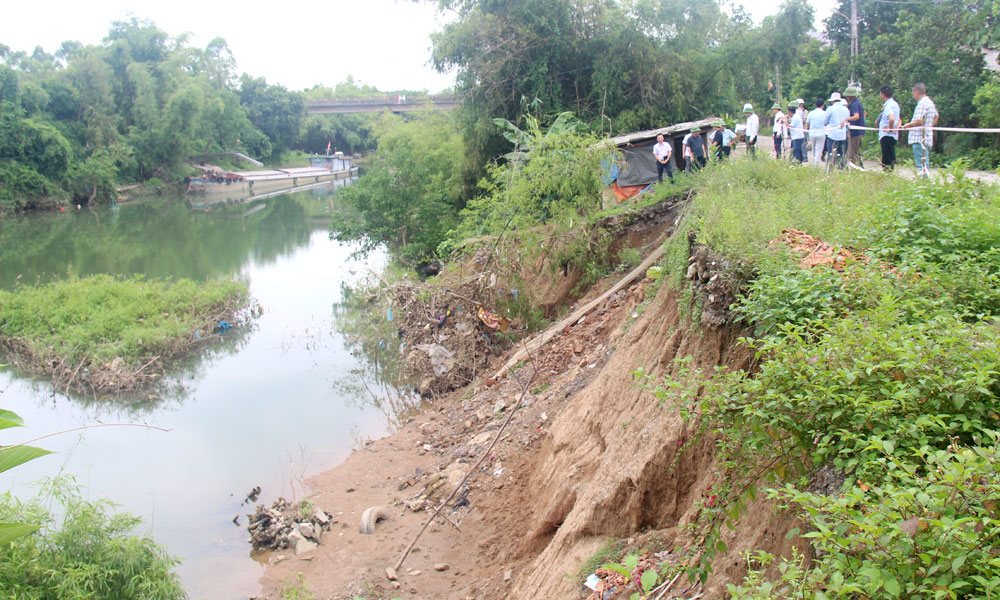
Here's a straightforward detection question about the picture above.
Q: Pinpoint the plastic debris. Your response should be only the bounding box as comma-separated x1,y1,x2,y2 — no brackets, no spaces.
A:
477,305,510,333
415,343,456,375
214,320,232,334
387,305,394,322
437,306,455,328
194,330,202,339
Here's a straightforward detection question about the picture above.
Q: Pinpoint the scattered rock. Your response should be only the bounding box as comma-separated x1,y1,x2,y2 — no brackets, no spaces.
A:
385,567,398,581
494,400,506,413
504,569,512,582
434,563,450,572
246,497,336,552
409,569,422,576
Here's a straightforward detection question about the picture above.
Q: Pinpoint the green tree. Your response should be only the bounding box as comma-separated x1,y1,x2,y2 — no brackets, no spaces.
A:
238,75,305,159
330,111,465,262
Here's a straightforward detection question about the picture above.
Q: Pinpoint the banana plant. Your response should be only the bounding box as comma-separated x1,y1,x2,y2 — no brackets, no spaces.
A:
493,108,588,163
0,408,52,544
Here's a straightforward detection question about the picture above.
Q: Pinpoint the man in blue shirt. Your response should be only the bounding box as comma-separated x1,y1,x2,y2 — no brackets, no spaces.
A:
845,86,866,169
684,127,706,171
877,85,900,171
711,120,737,160
825,98,850,169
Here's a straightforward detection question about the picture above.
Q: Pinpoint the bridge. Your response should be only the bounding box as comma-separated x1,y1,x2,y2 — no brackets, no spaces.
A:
305,94,458,115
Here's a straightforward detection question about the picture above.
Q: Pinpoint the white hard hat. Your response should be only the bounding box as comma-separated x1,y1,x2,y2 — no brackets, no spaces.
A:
742,103,754,112
827,92,842,103
795,98,805,106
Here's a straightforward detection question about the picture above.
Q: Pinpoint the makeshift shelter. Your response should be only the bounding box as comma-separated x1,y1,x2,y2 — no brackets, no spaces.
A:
603,117,720,201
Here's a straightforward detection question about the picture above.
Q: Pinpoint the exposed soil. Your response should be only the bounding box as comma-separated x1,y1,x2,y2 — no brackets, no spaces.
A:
256,198,803,600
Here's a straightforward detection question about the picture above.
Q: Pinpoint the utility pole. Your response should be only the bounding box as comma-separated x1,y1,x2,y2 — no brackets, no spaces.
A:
850,0,859,81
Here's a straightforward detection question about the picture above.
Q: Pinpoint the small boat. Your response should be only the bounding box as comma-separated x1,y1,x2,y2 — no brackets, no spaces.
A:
186,152,358,197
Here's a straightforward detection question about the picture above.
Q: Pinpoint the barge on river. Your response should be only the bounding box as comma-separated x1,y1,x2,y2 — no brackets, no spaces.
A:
186,153,357,199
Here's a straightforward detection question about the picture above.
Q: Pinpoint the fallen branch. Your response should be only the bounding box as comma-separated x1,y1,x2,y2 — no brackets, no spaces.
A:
651,571,684,600
393,359,538,573
9,422,173,449
490,194,691,383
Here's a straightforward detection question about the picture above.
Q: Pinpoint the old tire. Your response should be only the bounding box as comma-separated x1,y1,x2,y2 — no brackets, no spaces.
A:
360,505,391,534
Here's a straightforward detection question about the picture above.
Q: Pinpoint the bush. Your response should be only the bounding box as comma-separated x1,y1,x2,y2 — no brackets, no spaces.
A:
712,302,1000,483
0,479,185,599
330,111,465,264
729,436,1000,600
446,124,606,245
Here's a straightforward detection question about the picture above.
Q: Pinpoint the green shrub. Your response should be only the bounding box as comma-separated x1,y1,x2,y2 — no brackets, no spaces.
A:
729,436,1000,600
712,302,1000,483
732,266,851,335
0,479,185,599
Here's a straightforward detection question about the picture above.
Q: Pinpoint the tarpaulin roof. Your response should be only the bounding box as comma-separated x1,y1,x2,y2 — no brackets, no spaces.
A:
607,117,720,147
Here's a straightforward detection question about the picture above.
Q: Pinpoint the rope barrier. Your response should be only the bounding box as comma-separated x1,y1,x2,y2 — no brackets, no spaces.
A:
778,123,1000,135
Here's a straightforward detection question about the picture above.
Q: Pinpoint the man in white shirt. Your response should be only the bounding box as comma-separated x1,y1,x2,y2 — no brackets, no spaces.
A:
788,100,805,163
877,85,900,170
772,103,788,159
652,134,674,184
743,103,759,156
805,99,828,166
825,97,851,169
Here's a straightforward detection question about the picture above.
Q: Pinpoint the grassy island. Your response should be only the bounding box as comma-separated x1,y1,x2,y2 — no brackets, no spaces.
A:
0,274,250,394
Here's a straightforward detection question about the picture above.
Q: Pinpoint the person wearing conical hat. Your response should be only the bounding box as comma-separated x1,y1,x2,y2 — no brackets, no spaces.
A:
771,102,788,159
743,103,759,156
844,85,866,169
824,92,851,169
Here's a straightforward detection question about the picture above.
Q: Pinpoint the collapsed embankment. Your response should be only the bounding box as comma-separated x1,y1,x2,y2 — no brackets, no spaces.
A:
260,159,1000,600
256,191,804,600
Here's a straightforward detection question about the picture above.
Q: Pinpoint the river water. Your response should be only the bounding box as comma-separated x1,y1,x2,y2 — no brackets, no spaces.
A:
0,184,414,599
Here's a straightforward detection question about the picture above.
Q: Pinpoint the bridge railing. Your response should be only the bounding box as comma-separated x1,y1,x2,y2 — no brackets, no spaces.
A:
304,94,457,107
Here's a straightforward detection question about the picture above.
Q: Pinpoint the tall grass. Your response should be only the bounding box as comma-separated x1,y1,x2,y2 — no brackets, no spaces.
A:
0,478,185,599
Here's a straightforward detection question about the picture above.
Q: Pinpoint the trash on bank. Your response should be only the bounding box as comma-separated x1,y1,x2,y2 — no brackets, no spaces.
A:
415,343,456,375
477,305,510,332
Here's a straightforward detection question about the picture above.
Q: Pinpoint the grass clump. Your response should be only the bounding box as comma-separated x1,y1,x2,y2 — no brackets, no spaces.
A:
0,274,249,393
0,479,185,599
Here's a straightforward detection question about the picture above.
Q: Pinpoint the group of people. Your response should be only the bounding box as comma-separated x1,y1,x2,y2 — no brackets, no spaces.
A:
760,82,939,176
652,121,739,183
652,82,940,182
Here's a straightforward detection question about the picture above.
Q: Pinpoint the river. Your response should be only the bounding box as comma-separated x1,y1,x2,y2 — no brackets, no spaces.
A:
0,183,415,599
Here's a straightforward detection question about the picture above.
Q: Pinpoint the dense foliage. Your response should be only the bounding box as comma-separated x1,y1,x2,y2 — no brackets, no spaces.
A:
330,111,466,263
648,160,1000,597
0,480,185,599
0,19,362,211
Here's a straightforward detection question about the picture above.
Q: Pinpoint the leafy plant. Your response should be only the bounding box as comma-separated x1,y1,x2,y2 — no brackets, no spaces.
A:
729,437,1000,599
0,408,51,544
0,478,185,599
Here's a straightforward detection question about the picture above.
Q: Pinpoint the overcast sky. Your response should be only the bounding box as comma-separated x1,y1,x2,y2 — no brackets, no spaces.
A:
2,0,838,93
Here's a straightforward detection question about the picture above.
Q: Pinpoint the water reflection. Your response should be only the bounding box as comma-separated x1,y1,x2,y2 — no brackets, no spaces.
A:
0,182,417,599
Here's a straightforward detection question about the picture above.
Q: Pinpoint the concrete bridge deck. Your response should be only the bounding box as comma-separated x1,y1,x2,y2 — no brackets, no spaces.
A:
305,95,458,114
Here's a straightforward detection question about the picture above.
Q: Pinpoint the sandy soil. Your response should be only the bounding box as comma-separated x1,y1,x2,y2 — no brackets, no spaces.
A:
257,273,647,600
